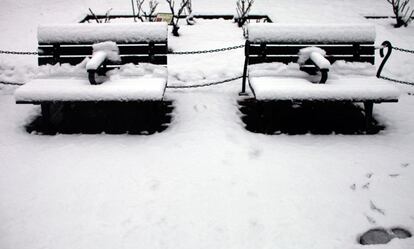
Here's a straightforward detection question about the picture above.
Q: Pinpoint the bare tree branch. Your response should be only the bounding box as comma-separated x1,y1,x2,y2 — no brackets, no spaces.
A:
88,8,101,23
235,0,254,27
104,8,113,23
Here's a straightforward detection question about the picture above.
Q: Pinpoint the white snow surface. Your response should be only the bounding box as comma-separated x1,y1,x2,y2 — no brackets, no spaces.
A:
298,47,327,64
248,23,376,43
38,23,168,43
309,52,331,69
1,1,414,249
86,51,107,71
92,41,121,62
249,76,400,101
297,47,330,69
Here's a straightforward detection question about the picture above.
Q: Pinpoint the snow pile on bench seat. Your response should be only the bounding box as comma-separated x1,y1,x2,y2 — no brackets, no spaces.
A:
248,23,376,43
249,77,400,101
248,62,376,78
15,77,167,102
38,23,168,43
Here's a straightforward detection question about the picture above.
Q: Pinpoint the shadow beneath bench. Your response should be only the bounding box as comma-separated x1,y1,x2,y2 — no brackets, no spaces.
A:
238,99,384,135
25,101,174,135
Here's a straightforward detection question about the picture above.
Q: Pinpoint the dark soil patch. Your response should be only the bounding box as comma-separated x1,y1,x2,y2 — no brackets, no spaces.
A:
25,101,174,135
238,99,384,135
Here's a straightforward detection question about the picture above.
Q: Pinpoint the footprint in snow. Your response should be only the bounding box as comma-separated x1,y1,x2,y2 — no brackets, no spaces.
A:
249,149,262,159
370,200,385,216
364,214,376,225
401,163,410,168
359,227,412,245
362,182,370,190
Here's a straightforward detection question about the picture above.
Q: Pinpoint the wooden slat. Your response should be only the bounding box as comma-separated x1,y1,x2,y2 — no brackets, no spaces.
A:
39,41,167,46
250,42,374,45
39,55,167,66
248,55,374,65
38,44,167,56
249,45,375,56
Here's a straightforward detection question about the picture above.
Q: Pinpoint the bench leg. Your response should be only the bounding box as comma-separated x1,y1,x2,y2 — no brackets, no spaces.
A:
41,103,64,133
41,103,51,123
364,101,374,131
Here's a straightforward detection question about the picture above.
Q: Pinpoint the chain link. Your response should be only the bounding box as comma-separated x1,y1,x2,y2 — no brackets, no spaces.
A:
392,46,414,54
1,76,243,88
168,44,244,55
0,81,24,86
167,75,242,89
0,50,38,55
0,45,245,56
378,75,414,86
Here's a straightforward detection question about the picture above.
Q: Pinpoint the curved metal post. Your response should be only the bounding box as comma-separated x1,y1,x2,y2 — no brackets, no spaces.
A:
320,69,329,84
377,41,393,78
88,70,98,85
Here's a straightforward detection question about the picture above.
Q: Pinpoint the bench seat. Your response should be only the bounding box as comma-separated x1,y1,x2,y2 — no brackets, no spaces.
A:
249,76,400,102
15,77,167,103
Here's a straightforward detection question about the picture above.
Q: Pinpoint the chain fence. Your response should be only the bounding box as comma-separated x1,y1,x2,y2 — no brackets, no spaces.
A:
0,44,245,56
0,81,24,86
0,50,38,55
167,75,242,89
168,44,244,55
1,43,414,88
377,45,414,86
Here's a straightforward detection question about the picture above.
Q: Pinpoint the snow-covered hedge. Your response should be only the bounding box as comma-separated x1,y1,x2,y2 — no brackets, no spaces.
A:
247,23,376,43
38,23,168,43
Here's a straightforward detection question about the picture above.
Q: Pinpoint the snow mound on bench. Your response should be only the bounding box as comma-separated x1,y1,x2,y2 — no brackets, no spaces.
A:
38,23,168,43
249,62,376,78
92,41,121,62
298,47,326,63
248,23,376,43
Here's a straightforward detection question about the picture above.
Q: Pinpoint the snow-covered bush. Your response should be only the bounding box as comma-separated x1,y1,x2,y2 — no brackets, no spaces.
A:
165,0,191,36
386,0,414,27
235,0,254,27
185,0,195,25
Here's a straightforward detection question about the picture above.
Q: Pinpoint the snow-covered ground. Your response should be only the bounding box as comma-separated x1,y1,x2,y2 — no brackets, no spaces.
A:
1,1,414,249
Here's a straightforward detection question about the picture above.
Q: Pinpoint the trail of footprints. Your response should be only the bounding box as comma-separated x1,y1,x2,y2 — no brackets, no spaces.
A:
352,163,413,245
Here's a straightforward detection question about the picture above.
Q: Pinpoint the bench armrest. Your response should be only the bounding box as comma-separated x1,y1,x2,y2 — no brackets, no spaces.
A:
86,51,107,85
309,52,330,83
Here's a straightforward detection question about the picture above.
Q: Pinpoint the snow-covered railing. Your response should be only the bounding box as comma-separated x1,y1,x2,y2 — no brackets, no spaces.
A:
247,23,376,43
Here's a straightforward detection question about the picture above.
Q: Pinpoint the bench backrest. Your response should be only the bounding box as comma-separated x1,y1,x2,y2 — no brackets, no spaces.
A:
37,23,168,68
246,23,376,66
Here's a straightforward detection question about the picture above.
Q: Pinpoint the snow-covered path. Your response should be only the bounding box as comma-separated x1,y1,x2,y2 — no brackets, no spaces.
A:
1,1,414,249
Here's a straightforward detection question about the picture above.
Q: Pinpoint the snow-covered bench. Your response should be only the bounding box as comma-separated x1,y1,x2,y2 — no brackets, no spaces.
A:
15,23,168,124
240,23,400,126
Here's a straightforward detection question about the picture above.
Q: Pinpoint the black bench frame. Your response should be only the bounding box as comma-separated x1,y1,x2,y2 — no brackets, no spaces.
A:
38,41,168,84
239,39,398,129
20,38,169,129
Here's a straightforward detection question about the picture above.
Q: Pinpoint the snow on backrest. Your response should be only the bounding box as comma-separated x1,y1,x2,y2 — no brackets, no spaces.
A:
247,23,376,44
38,23,168,44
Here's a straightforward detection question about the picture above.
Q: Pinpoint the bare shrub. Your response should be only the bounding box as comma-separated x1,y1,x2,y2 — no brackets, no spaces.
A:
386,0,414,27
